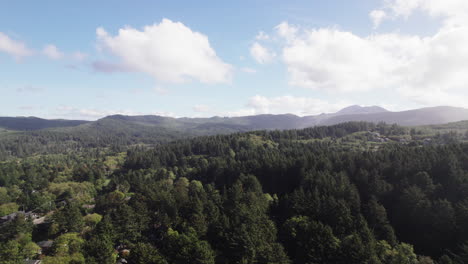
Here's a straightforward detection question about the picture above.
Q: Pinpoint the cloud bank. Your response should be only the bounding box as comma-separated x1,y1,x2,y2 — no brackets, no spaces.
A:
268,0,468,107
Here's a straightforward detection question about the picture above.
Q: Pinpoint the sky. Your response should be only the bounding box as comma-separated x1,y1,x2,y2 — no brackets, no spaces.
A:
1,0,468,120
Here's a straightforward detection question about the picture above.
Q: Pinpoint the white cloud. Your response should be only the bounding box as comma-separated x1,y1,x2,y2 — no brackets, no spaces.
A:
43,44,64,60
370,10,387,28
193,104,211,113
96,19,232,84
255,31,270,40
384,0,422,18
275,15,468,107
250,42,275,64
240,67,257,74
0,32,33,59
377,0,468,27
227,95,349,116
275,22,299,42
249,1,468,108
281,28,396,92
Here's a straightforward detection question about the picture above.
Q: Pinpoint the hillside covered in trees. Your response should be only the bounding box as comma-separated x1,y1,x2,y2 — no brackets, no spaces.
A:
2,107,468,161
1,122,468,263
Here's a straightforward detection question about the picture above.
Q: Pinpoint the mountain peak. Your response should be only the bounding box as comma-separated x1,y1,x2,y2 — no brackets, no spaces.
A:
336,105,389,115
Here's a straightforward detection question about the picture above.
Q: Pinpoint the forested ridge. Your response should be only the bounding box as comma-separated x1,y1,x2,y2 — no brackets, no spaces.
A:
2,105,468,161
1,122,468,263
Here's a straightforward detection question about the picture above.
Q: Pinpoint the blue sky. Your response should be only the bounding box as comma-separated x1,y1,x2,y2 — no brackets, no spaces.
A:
1,0,467,120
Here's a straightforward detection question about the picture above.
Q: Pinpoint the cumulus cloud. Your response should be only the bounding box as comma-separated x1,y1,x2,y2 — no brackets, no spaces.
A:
274,4,468,107
275,22,298,42
227,95,348,116
0,32,33,59
370,10,387,28
96,19,232,84
374,0,468,27
250,42,275,64
43,44,64,60
280,28,391,92
240,0,468,108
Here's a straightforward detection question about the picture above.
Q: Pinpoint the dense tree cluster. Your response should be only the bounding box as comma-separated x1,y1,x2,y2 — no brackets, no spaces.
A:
1,122,468,263
0,119,182,160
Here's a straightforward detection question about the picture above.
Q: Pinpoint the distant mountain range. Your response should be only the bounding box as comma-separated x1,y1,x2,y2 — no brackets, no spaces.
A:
1,105,467,159
1,105,468,133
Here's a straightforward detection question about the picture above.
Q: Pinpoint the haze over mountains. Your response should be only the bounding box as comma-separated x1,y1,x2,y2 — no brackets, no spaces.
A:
1,105,468,133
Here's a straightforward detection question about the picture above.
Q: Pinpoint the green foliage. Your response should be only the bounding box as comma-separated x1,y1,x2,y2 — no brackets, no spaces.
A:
42,253,85,264
52,232,84,256
0,240,22,264
375,240,420,264
0,186,10,203
52,203,84,233
211,175,290,264
282,215,339,263
84,216,117,264
0,202,19,217
21,241,41,259
128,242,167,264
48,181,96,204
1,122,468,263
83,213,102,227
164,228,215,264
0,233,41,263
